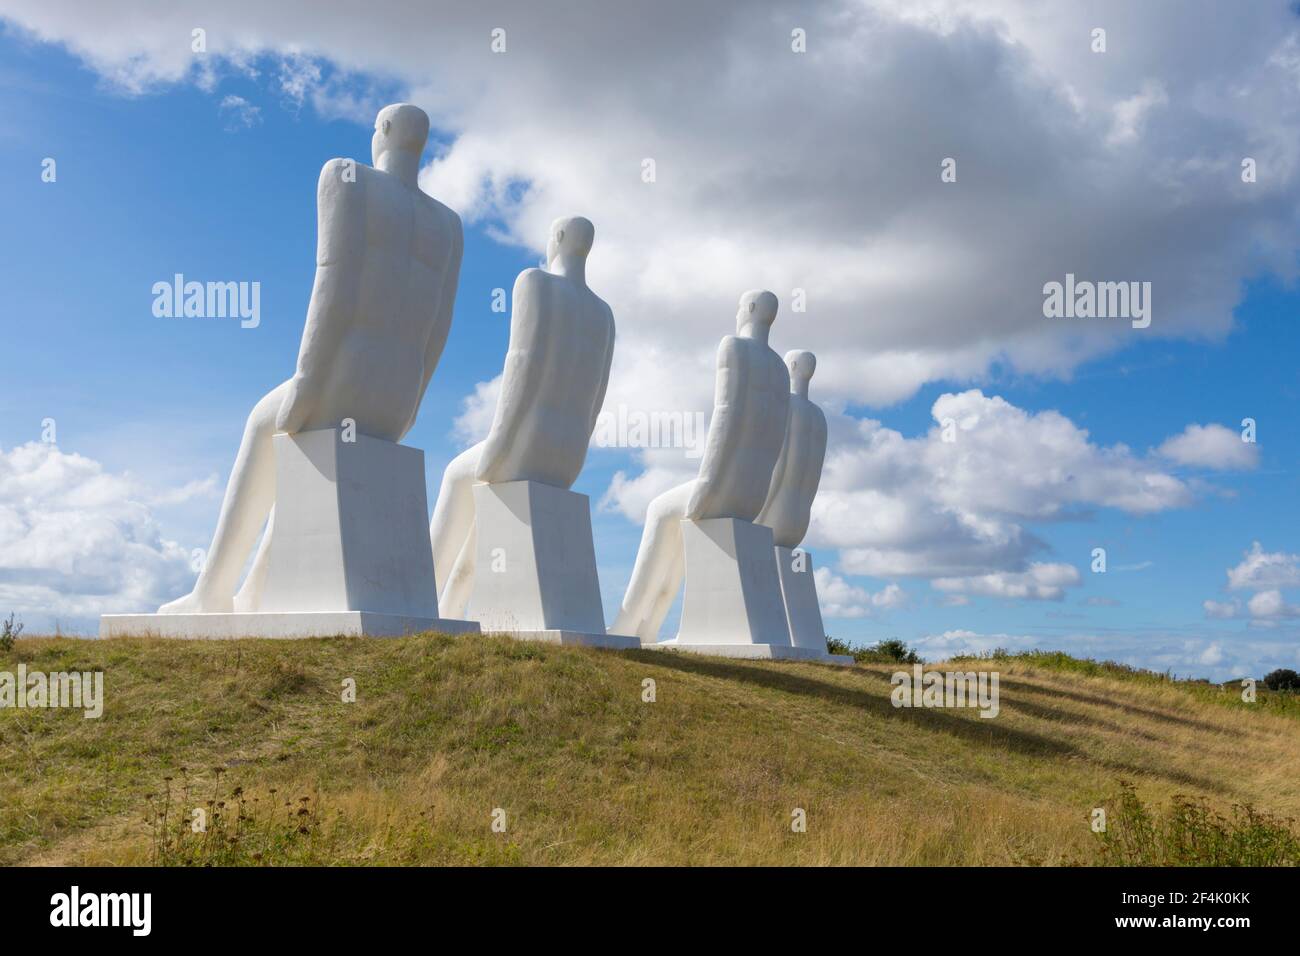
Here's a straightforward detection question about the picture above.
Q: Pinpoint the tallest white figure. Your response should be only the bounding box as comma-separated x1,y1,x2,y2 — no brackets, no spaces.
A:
156,104,464,616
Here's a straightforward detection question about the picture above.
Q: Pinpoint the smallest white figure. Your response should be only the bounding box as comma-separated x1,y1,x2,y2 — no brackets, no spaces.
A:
428,216,633,647
756,351,841,657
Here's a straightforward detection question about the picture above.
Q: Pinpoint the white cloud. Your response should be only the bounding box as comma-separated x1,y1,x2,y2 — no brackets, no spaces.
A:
1246,589,1300,621
1157,423,1258,470
0,442,210,627
1202,598,1240,619
4,0,1300,408
804,390,1199,581
218,94,261,130
933,562,1081,601
1226,541,1300,590
814,568,907,618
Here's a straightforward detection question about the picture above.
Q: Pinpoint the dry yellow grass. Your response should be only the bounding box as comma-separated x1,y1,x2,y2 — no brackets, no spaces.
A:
1,634,1296,865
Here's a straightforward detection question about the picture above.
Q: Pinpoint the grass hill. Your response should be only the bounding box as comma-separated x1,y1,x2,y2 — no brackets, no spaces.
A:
2,633,1298,866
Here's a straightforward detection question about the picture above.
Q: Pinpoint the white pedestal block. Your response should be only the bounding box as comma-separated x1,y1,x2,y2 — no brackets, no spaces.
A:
671,517,791,647
642,520,850,665
99,611,477,639
101,429,478,639
776,546,826,650
468,481,637,649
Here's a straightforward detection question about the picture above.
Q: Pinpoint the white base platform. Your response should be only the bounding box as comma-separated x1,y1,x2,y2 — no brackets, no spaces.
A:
775,545,829,652
483,628,640,649
676,517,793,646
468,481,608,634
644,639,853,665
100,611,479,640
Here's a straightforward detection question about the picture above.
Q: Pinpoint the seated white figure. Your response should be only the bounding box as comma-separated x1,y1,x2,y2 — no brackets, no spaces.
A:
756,350,827,549
160,104,464,614
428,216,615,615
611,290,790,641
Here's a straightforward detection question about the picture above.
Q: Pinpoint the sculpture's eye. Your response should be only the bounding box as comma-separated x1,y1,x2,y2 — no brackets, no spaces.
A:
748,302,755,313
556,229,565,243
382,120,391,135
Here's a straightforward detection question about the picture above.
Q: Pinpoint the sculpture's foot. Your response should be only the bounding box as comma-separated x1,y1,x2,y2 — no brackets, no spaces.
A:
158,590,233,615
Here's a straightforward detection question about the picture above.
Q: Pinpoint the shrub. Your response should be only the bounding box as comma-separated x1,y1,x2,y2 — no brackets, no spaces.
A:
1263,668,1300,692
0,614,21,653
825,636,922,664
1094,781,1300,866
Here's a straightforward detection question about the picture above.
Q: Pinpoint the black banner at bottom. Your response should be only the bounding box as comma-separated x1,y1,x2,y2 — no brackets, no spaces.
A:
0,865,1286,941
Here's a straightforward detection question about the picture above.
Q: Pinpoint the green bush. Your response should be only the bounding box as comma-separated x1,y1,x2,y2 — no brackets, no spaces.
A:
1263,668,1300,692
1095,781,1300,866
0,614,21,653
825,636,922,664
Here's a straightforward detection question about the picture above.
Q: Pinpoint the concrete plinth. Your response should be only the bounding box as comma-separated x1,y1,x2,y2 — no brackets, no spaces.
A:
102,429,477,639
775,546,828,651
467,481,616,644
674,517,792,646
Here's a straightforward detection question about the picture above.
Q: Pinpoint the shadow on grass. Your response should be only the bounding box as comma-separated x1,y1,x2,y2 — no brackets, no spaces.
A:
623,649,1227,793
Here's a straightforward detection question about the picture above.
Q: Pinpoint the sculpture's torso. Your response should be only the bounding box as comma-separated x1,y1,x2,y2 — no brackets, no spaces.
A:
757,393,828,547
692,335,791,520
479,268,615,488
298,160,461,440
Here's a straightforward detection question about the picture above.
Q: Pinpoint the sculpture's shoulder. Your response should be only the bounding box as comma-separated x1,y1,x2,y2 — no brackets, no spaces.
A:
717,334,744,368
513,266,551,295
416,190,463,243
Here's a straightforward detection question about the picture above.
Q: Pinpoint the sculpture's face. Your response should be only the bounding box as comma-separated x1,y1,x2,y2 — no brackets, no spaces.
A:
735,290,778,332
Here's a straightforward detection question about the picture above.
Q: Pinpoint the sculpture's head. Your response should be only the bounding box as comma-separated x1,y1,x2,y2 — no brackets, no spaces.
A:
735,290,778,335
546,216,595,268
785,350,816,394
371,103,430,167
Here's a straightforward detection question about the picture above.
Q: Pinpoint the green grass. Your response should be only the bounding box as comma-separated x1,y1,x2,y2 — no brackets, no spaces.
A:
2,634,1297,866
951,648,1300,720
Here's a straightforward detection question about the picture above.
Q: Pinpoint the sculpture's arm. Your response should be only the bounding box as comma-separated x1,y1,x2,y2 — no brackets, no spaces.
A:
476,269,548,483
404,204,464,437
587,300,616,436
756,403,794,527
686,336,745,519
277,159,361,434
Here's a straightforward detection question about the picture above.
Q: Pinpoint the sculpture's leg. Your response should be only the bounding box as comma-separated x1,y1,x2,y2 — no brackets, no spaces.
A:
232,506,274,613
612,481,692,640
429,441,484,601
159,382,289,614
439,520,477,618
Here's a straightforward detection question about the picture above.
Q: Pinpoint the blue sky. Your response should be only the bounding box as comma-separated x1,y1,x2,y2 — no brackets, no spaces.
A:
1,3,1299,680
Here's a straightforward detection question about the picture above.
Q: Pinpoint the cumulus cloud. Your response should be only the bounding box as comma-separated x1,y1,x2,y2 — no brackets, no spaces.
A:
1202,598,1239,620
814,568,907,618
933,562,1081,601
0,442,212,627
1157,423,1258,470
1246,589,1300,621
805,390,1205,581
4,0,1300,409
1226,541,1300,591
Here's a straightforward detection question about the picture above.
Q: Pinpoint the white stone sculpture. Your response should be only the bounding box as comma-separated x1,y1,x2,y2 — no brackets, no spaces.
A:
606,292,793,657
102,104,476,639
756,351,846,661
427,217,635,647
